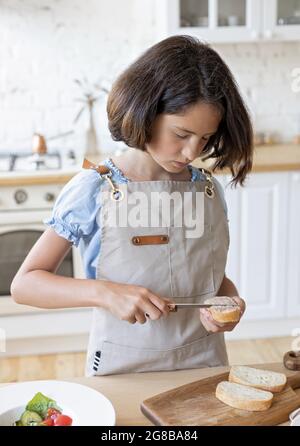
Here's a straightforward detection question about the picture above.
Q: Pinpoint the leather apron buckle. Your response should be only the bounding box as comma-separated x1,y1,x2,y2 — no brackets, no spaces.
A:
132,235,169,246
82,158,124,201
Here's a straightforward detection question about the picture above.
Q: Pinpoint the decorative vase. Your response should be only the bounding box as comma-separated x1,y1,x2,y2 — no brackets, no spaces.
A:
83,105,102,164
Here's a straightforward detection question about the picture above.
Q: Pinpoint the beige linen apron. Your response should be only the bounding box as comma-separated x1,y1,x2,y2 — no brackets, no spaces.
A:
83,160,230,376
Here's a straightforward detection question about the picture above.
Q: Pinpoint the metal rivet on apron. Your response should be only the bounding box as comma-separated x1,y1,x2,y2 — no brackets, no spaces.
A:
199,168,215,199
161,236,168,242
205,185,215,198
102,173,124,202
132,237,140,245
110,189,124,201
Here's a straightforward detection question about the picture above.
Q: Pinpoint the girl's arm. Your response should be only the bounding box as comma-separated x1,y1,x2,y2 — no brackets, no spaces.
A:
216,274,240,298
10,228,104,309
10,228,171,323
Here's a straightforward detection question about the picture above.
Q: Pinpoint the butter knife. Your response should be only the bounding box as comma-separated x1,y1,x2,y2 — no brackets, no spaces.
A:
167,303,238,312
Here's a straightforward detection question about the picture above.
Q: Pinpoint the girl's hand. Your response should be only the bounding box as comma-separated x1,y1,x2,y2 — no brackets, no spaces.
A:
199,296,246,333
99,281,174,324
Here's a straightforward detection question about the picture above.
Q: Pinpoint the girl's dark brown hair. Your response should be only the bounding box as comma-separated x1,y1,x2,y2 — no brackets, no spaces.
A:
107,35,253,185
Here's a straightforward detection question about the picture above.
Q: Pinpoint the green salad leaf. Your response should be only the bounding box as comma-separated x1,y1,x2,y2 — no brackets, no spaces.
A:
25,392,61,418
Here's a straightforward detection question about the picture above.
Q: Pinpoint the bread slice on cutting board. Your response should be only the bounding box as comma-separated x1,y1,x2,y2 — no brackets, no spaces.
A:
204,296,241,323
216,381,274,411
229,365,287,393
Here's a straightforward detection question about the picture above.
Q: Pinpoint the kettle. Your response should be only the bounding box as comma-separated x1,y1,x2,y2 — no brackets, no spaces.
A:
32,133,48,155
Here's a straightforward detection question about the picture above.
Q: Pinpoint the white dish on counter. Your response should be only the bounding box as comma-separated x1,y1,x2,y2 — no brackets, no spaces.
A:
290,407,300,426
0,380,116,426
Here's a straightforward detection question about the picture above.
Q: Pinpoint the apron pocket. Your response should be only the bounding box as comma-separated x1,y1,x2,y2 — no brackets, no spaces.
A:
97,226,172,298
169,224,215,298
92,334,228,376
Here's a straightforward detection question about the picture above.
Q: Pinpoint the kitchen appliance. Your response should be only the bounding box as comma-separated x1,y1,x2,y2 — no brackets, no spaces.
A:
0,131,76,172
0,150,62,172
0,133,102,356
0,134,83,312
0,133,86,344
0,160,91,357
0,180,84,316
141,364,300,426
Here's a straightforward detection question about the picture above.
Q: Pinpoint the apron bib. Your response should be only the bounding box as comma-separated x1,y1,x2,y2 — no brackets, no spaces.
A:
83,161,230,376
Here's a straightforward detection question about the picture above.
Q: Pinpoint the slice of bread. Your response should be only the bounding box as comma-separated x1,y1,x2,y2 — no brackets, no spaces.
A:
204,296,241,323
216,381,273,411
229,365,287,393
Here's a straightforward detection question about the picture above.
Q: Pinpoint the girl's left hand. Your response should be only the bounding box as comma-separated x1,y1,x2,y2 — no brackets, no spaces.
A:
199,296,246,333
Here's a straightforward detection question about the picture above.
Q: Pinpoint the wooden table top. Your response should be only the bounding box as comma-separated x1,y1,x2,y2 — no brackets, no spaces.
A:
1,362,296,426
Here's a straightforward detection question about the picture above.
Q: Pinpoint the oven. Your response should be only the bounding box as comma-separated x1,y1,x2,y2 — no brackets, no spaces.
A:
0,180,91,357
0,141,98,357
0,182,84,314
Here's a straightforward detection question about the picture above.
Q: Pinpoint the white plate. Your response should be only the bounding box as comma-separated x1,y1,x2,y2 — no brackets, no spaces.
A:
290,407,300,426
0,380,116,426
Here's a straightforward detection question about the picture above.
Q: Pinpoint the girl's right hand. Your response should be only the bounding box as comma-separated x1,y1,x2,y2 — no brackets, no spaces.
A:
98,281,174,324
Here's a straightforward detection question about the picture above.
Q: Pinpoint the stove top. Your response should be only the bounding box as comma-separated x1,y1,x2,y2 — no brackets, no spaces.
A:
0,151,76,172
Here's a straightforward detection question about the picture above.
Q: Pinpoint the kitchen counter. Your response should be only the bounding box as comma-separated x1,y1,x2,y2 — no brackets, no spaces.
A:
192,143,300,174
251,144,300,172
1,362,293,425
0,144,299,187
68,362,297,426
0,166,81,186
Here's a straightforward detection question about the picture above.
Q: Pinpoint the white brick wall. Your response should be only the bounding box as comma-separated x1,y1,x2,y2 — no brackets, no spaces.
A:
0,0,299,156
214,42,300,142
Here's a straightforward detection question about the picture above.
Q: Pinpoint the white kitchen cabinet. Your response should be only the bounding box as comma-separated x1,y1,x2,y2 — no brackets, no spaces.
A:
223,172,289,320
287,172,300,317
216,169,300,340
263,0,300,41
156,0,300,43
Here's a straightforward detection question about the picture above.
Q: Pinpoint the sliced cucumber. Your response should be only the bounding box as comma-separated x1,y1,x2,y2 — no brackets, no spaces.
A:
20,410,43,426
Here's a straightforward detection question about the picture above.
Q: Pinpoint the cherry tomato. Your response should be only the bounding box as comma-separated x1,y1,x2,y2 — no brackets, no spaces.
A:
47,408,61,418
53,414,73,426
40,417,54,426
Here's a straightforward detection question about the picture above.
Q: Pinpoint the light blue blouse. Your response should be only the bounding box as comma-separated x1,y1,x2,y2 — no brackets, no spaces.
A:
44,158,228,279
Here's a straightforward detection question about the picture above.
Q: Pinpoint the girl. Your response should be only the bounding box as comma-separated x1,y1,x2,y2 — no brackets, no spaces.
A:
11,35,253,376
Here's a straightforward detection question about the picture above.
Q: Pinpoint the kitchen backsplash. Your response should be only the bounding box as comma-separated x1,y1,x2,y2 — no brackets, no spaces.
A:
0,0,299,154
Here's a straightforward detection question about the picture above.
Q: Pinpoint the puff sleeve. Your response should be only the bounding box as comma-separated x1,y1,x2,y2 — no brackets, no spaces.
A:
44,169,103,247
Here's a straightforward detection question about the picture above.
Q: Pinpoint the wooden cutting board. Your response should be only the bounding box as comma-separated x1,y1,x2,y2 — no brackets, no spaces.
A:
141,364,300,426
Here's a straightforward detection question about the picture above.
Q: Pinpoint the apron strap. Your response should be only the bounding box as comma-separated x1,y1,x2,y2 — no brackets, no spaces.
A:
82,159,214,200
82,158,124,202
82,158,111,176
198,168,215,199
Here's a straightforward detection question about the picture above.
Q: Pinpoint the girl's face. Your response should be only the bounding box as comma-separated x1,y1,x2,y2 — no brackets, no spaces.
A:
146,101,222,172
